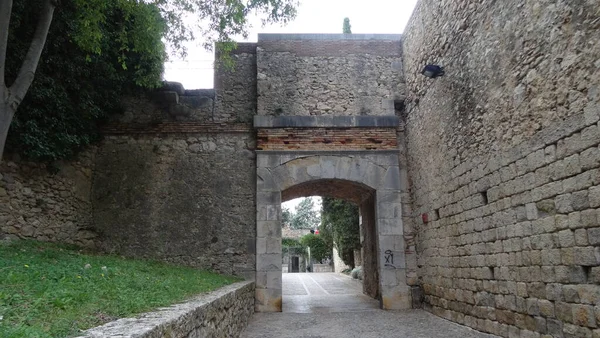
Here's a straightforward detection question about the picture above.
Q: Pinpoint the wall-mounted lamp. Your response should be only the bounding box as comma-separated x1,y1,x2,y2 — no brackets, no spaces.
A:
421,65,445,78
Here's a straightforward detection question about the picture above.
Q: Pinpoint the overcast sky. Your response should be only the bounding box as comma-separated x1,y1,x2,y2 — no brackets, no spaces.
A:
163,0,419,89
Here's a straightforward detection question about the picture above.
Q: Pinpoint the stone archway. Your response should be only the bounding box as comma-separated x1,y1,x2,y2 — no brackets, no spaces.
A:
283,178,380,299
255,153,411,312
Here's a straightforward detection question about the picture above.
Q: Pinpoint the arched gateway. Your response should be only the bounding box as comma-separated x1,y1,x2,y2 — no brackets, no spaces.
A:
254,115,412,312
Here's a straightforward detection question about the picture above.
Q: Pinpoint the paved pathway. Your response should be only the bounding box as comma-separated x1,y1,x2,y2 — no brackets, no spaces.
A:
282,271,379,313
241,273,497,338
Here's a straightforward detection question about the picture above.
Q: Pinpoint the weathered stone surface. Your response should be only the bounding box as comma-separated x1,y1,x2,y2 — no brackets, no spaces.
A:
0,151,98,248
78,281,254,338
256,36,404,117
403,0,600,336
92,134,256,276
256,152,412,312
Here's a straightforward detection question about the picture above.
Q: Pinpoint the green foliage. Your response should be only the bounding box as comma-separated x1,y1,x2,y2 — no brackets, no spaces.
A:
0,240,239,337
5,0,165,161
290,198,320,229
282,237,302,248
282,237,306,256
5,0,298,161
282,207,293,227
343,17,352,34
152,0,298,57
300,233,330,263
321,197,360,268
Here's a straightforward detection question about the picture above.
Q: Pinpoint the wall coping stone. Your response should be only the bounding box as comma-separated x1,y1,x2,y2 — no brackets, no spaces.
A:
255,150,400,155
77,281,254,338
258,33,402,41
254,115,400,128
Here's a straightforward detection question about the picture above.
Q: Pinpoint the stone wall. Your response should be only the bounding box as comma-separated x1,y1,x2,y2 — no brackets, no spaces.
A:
112,44,257,126
92,131,256,278
333,246,351,273
281,226,310,239
257,127,397,151
403,0,600,337
256,34,405,116
78,281,254,338
214,43,258,123
0,151,98,248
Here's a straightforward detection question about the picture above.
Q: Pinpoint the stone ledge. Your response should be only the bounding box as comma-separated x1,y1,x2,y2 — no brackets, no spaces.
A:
254,115,400,128
77,281,254,338
258,33,402,41
102,122,253,135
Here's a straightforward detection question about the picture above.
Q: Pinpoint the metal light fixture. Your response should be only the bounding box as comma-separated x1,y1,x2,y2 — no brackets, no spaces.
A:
421,65,445,78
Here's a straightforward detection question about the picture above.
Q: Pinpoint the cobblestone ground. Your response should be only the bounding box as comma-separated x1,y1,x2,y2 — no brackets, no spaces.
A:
241,273,498,338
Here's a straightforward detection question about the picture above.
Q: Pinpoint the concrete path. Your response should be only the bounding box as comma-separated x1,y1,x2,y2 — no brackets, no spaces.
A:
241,273,497,338
282,272,379,313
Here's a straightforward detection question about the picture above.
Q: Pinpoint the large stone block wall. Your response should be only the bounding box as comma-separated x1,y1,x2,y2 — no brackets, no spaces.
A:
79,281,254,338
92,131,256,278
256,34,405,116
403,0,600,337
0,152,99,247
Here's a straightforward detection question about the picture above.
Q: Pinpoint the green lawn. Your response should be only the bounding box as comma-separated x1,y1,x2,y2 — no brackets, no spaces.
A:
0,240,241,337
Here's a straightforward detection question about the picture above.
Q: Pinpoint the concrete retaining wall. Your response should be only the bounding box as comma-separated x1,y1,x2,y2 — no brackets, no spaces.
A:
78,281,255,338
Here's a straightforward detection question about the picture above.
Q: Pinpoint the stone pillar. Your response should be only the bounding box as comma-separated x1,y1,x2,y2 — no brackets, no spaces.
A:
376,171,412,310
255,157,283,312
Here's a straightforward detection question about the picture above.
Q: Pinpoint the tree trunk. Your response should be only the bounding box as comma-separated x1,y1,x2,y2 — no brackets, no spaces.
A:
0,102,14,161
0,0,56,161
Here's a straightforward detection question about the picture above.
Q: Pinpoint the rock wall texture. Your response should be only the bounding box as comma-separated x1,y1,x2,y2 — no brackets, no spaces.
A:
78,281,254,338
92,132,256,278
0,152,99,247
110,45,257,126
403,0,600,337
214,43,258,123
256,35,405,116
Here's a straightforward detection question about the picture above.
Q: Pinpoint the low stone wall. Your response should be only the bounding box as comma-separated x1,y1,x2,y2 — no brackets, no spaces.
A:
313,264,333,273
78,281,254,338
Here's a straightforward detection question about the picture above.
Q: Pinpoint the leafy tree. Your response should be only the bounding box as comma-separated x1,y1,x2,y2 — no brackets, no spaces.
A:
291,197,320,229
3,0,165,161
343,17,352,34
0,0,298,161
282,237,306,256
321,197,361,268
300,233,330,263
282,207,293,227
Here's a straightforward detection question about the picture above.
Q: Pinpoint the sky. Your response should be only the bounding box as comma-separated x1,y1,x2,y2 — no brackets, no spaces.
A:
163,0,419,89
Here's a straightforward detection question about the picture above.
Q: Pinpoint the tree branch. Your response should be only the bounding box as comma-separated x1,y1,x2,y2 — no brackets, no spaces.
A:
8,0,55,109
0,0,13,91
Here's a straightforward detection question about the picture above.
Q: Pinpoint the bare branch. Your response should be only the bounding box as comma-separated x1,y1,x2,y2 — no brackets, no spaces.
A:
9,0,55,108
0,0,13,90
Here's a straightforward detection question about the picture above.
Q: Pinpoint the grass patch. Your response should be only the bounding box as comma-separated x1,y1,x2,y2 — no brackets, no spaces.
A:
0,240,241,337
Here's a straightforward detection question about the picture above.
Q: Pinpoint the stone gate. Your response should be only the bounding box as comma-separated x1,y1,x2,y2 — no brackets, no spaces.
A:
4,2,600,336
254,116,411,311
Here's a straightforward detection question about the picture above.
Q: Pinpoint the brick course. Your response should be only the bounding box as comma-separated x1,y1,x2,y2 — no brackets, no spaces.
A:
256,127,397,151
